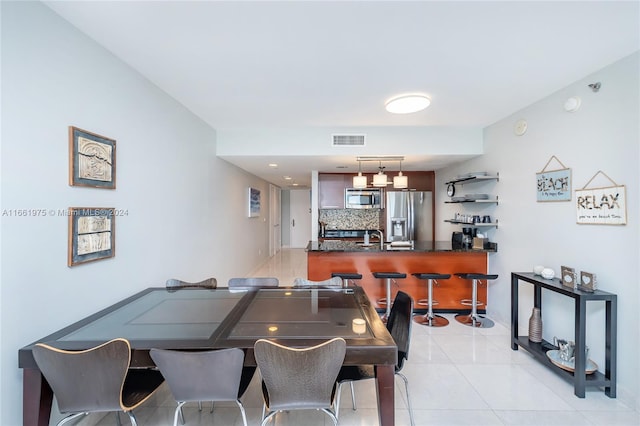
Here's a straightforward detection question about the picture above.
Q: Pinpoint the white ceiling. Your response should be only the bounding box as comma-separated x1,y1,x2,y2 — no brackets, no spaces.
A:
44,1,639,188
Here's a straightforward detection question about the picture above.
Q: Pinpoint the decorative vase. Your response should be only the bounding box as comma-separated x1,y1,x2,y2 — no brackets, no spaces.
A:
528,307,543,343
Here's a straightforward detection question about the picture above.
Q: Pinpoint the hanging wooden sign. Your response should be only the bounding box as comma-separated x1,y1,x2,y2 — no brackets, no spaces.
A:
576,171,626,225
536,156,571,202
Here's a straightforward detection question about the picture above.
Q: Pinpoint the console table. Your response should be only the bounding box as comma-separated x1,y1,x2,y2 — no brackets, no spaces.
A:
511,272,617,398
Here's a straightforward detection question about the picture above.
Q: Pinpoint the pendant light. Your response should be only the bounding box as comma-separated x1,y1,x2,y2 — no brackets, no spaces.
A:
372,162,388,187
353,161,367,188
393,160,408,189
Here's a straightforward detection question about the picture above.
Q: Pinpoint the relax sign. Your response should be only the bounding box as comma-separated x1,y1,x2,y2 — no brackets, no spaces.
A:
576,185,627,225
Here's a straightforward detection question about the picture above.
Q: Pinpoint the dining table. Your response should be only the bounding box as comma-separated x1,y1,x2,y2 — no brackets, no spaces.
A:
19,285,398,426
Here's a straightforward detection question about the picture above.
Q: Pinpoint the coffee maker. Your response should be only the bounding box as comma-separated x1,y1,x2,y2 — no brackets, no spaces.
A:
462,227,477,249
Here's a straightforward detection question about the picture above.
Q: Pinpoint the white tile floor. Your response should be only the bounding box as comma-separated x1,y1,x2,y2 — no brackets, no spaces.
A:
81,249,637,426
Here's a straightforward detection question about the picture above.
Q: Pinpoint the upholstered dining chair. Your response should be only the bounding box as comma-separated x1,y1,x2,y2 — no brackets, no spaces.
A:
32,338,164,426
335,290,415,426
149,348,251,426
292,276,343,288
254,337,346,426
227,277,279,290
165,277,217,289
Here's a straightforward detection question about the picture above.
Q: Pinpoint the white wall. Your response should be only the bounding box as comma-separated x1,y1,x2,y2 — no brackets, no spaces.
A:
0,2,272,424
436,52,640,409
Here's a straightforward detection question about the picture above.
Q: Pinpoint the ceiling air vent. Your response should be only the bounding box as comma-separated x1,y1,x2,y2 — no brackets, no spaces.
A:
332,134,366,147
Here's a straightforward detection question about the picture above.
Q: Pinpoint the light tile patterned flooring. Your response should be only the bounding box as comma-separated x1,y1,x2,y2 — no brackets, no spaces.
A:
81,249,637,426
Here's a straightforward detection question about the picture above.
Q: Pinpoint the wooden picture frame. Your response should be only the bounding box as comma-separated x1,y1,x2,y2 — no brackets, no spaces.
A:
560,265,577,290
68,207,115,266
248,187,261,218
536,168,571,202
579,271,597,293
576,185,626,225
69,126,116,189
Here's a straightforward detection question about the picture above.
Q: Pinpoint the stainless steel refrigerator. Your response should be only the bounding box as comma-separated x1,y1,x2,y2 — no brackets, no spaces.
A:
385,191,433,242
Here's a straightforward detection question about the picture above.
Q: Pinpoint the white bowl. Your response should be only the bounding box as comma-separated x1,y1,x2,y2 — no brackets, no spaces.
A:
541,268,555,280
533,265,545,275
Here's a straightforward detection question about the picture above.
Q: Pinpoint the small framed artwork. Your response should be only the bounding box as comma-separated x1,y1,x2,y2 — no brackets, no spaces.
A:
68,207,115,266
248,187,261,218
69,126,116,189
579,271,597,293
536,168,571,202
560,265,577,290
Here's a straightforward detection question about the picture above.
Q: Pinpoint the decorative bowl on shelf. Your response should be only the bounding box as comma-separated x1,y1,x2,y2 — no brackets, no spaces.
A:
541,268,555,280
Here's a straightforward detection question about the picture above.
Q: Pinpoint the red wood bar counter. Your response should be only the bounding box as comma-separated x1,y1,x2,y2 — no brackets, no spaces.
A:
307,240,497,312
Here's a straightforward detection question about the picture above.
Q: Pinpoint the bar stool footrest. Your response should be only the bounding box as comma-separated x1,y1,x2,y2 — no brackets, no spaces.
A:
460,298,484,307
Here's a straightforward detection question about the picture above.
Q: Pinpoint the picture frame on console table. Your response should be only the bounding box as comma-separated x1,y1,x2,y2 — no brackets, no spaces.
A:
69,126,116,189
68,207,115,266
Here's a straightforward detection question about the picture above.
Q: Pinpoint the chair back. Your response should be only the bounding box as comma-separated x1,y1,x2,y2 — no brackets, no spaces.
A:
254,337,346,411
166,277,217,289
150,348,245,402
228,277,279,289
292,277,343,288
32,338,130,413
386,291,413,370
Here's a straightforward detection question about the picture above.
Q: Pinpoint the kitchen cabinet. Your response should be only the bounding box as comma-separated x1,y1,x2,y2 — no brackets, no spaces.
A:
318,174,348,209
511,272,617,398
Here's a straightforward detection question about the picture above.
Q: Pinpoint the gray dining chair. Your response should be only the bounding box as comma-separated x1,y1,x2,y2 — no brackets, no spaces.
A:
335,290,415,426
165,277,217,289
254,337,346,426
32,338,165,426
292,276,343,288
149,348,250,426
228,277,279,290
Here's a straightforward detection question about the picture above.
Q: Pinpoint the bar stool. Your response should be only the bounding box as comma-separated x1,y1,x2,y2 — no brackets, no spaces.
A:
372,272,407,322
331,272,363,288
455,273,498,328
412,273,451,327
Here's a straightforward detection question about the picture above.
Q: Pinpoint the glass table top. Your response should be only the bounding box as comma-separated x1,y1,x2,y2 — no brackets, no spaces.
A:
58,289,244,341
228,288,373,339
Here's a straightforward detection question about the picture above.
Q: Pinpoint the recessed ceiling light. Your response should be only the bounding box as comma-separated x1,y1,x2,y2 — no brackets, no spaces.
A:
385,94,431,114
268,163,278,168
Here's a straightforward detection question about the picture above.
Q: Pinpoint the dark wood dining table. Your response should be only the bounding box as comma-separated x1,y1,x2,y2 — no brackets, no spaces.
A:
19,286,398,426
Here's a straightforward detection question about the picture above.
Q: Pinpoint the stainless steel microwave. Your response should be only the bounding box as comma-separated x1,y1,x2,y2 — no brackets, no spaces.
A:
345,188,383,209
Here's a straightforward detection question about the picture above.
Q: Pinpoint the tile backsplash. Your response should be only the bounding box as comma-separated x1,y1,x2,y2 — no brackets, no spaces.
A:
319,209,382,230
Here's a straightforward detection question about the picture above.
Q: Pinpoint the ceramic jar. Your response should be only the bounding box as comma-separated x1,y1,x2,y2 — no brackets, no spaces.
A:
528,307,543,343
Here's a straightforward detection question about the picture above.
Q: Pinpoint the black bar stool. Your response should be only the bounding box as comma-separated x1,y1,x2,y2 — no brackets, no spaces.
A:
412,273,451,327
455,273,498,328
331,272,363,288
372,272,407,322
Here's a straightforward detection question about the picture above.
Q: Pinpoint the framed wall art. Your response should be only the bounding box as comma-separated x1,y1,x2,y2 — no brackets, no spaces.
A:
536,156,571,202
576,171,626,225
68,207,115,266
248,187,261,218
69,126,116,189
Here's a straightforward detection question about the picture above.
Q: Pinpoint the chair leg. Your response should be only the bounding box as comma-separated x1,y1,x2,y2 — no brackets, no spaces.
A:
56,413,88,426
334,382,342,418
349,381,357,410
115,412,122,426
397,372,415,426
126,411,138,426
174,401,186,426
320,408,339,426
198,401,202,411
235,400,248,426
210,400,214,413
261,410,278,426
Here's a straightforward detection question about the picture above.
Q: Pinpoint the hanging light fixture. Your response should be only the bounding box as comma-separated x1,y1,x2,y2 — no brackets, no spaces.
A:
353,160,367,188
393,160,408,189
372,162,388,187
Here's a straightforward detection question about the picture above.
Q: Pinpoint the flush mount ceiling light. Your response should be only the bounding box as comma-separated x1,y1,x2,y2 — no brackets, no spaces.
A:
385,94,431,114
352,160,368,189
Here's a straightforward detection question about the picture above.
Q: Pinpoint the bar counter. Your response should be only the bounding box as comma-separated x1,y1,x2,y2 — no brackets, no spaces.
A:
307,240,497,312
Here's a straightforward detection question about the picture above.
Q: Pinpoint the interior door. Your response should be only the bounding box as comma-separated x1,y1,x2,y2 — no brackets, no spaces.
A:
269,184,282,256
289,189,311,248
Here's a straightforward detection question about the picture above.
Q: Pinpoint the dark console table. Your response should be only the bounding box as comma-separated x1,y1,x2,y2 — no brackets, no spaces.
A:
511,272,617,398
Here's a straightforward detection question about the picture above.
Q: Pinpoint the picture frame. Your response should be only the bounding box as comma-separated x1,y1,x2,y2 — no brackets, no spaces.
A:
579,271,597,293
248,187,261,218
68,207,115,266
69,126,116,189
560,265,577,290
576,185,626,225
536,168,571,202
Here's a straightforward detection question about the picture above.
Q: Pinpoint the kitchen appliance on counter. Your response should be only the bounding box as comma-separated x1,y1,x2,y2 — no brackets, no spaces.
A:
345,188,383,209
386,191,433,242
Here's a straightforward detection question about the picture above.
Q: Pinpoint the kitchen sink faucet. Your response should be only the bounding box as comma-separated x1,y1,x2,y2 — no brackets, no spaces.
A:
370,230,385,250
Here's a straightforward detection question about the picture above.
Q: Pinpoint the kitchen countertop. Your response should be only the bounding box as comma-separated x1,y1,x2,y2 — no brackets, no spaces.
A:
307,240,497,253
